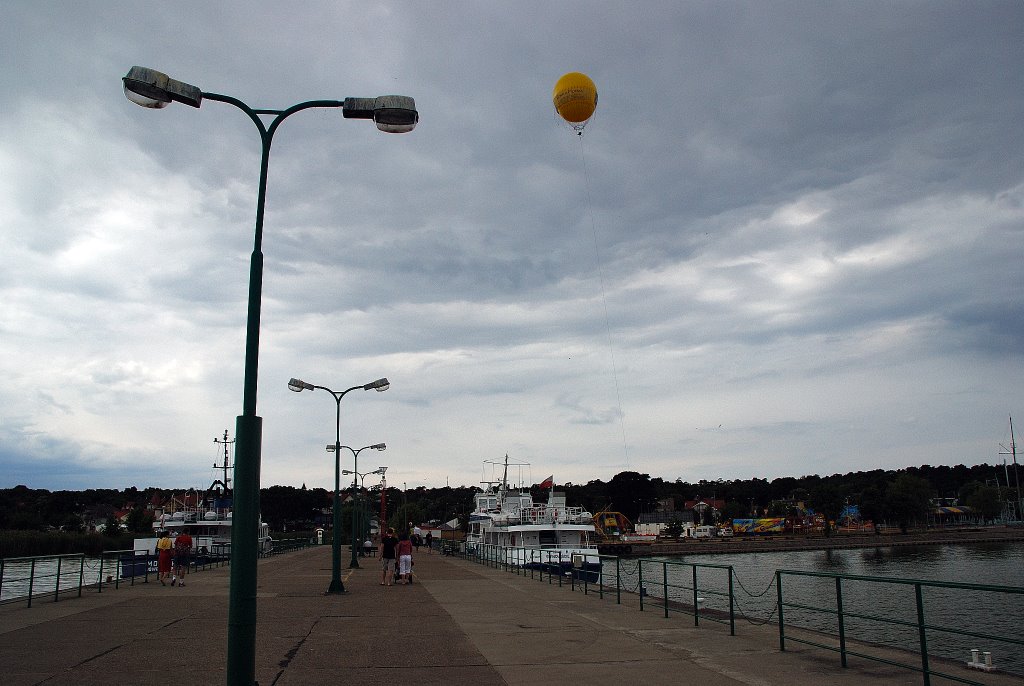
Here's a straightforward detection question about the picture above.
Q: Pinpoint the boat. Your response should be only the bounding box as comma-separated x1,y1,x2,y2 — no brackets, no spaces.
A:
132,430,273,561
465,455,601,581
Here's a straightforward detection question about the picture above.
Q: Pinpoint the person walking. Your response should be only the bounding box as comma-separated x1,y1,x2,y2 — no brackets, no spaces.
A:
172,530,192,586
379,528,398,586
396,532,413,584
425,530,433,554
156,531,173,586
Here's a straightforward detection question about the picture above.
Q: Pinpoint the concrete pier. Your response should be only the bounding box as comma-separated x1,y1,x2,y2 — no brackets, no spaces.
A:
0,545,1016,685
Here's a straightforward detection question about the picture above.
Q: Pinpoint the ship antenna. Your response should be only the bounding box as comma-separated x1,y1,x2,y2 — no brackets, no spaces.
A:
214,429,235,495
999,416,1022,518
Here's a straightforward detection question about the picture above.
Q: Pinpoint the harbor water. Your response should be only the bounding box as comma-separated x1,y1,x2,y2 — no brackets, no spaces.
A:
611,540,1024,676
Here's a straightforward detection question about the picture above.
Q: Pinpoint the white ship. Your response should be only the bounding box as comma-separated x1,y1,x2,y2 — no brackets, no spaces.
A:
133,430,272,557
466,455,600,580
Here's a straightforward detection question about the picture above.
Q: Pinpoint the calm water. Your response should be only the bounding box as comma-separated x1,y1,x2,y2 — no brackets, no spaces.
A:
609,541,1024,676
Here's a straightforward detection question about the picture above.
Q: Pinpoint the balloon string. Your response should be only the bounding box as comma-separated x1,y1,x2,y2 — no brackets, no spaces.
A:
577,135,630,470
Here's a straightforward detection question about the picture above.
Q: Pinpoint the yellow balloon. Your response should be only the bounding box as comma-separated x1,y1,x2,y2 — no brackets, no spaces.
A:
553,72,598,125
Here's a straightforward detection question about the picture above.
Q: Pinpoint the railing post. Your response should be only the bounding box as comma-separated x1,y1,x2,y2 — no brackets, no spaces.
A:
616,556,621,605
776,571,785,651
663,560,669,619
27,558,36,608
54,556,63,602
915,583,931,686
692,565,699,626
728,566,735,636
835,576,847,667
639,559,645,612
77,555,85,597
97,555,104,594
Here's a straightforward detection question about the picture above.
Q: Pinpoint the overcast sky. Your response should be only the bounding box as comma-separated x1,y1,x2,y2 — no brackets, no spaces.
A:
1,2,1022,494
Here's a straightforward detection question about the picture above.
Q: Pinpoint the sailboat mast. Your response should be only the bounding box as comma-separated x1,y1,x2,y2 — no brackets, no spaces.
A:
1000,416,1022,520
1011,416,1021,518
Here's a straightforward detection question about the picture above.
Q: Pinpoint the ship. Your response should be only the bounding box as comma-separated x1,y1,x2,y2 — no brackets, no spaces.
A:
465,455,601,581
132,430,272,558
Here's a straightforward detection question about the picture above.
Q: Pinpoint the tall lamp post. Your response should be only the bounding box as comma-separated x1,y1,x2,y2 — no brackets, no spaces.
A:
288,378,388,591
123,67,416,686
336,447,387,568
343,463,387,560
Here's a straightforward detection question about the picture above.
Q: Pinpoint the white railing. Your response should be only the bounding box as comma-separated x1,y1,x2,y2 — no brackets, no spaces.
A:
515,506,592,524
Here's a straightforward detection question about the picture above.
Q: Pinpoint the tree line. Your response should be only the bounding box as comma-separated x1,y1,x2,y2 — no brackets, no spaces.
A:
0,461,1015,543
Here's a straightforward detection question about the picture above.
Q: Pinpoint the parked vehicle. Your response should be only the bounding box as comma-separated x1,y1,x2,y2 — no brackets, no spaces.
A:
693,525,717,539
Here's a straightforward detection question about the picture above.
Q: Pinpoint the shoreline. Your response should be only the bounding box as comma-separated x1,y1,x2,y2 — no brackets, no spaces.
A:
601,525,1024,557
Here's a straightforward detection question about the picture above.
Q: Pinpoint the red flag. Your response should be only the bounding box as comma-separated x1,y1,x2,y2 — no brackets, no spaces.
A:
538,475,554,489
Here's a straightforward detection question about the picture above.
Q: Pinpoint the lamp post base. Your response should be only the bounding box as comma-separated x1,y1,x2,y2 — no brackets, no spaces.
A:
325,579,346,594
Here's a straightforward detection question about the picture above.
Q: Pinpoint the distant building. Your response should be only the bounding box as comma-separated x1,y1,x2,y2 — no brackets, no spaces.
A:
684,498,725,524
636,510,694,537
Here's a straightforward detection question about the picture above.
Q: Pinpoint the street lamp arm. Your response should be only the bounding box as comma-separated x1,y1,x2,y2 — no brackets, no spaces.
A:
314,384,366,402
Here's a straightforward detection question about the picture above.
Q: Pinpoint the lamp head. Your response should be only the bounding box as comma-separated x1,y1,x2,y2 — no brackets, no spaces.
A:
122,66,202,109
370,443,387,451
343,96,418,133
288,378,313,392
342,470,354,476
363,377,390,392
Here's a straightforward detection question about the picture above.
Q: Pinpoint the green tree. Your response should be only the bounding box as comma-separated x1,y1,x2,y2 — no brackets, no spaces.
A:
125,506,153,533
605,472,658,521
721,500,748,523
965,485,1002,523
60,513,86,533
663,517,684,540
102,513,123,536
885,474,933,533
809,482,846,537
858,484,887,534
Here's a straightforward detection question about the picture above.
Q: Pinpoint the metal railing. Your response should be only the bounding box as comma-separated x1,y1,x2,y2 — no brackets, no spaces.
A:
776,569,1024,685
0,537,313,609
0,553,87,607
445,542,1024,683
638,558,736,634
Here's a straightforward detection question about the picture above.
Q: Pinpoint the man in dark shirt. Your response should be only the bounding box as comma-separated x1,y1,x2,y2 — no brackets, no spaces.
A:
379,528,398,586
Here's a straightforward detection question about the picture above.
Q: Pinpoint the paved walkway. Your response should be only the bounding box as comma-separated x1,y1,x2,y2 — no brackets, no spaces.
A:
0,546,1016,685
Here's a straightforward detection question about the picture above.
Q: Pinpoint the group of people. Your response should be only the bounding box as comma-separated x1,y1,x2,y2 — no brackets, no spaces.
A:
378,528,415,586
155,530,192,587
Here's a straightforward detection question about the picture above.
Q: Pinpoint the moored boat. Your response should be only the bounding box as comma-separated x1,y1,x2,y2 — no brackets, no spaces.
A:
466,455,601,581
132,430,272,562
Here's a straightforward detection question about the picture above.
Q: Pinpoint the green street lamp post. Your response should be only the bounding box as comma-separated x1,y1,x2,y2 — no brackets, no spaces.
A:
343,463,387,562
288,378,388,588
122,66,417,686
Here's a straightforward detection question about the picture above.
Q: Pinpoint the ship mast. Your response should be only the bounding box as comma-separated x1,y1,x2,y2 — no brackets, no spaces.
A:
214,429,235,496
999,416,1022,520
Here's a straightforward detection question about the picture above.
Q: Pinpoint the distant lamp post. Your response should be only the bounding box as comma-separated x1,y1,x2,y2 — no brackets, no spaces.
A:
288,377,389,592
343,464,387,558
338,448,387,568
123,65,415,686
